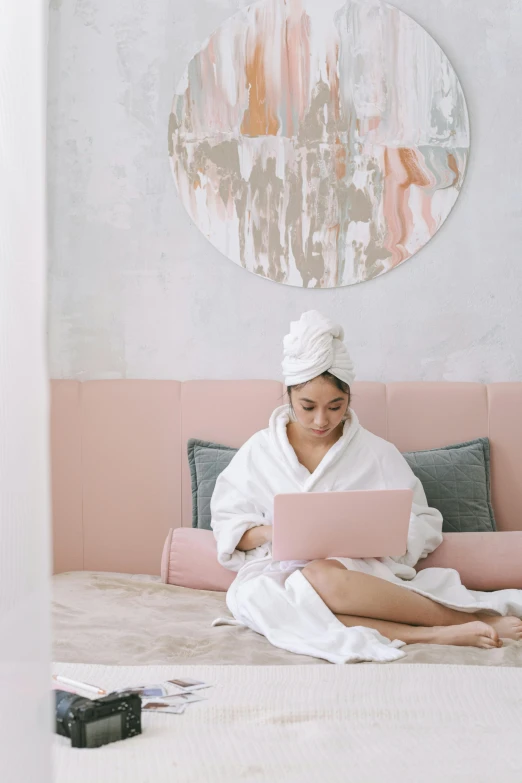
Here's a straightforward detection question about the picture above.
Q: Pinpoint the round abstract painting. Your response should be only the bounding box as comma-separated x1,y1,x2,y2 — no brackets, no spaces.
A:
168,0,469,288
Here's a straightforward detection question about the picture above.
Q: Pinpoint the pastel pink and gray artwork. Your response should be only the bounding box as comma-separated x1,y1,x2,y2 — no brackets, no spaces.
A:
168,0,469,288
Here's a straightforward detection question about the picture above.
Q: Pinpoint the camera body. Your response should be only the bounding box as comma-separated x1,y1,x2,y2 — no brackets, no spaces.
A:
55,689,142,748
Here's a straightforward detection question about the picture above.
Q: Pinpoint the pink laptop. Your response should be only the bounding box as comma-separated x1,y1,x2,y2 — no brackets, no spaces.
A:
271,489,414,561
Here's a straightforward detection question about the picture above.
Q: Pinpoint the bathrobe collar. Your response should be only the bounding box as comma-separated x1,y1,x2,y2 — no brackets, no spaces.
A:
268,404,361,491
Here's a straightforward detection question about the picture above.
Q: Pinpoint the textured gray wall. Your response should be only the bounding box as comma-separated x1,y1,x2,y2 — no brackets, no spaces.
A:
47,0,522,382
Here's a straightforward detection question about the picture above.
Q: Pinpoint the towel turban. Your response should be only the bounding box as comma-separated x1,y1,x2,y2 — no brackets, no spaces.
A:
282,310,355,387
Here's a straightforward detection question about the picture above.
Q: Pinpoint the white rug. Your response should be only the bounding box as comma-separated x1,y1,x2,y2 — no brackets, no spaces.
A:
53,662,522,783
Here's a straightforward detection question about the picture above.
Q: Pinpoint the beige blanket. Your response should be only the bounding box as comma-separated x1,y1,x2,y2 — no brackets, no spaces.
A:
53,571,522,666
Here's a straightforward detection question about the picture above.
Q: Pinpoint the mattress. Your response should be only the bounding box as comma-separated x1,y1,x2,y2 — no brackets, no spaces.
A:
52,571,522,666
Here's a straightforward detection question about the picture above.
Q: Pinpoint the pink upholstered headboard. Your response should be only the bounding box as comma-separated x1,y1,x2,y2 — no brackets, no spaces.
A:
51,381,522,575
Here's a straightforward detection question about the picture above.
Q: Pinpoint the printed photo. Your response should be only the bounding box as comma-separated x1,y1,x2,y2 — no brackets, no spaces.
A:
162,692,206,704
142,700,186,715
118,684,167,698
167,678,209,691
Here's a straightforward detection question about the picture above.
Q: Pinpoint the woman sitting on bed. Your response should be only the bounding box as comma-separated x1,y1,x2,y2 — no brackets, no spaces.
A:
210,311,522,663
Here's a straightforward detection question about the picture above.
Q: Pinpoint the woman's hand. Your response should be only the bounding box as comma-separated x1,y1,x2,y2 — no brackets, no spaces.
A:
237,525,272,551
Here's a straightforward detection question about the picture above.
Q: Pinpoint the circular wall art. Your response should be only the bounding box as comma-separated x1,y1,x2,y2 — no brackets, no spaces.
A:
168,0,469,288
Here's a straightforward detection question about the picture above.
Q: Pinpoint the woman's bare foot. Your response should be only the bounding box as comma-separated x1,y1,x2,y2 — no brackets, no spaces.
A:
426,621,502,649
481,616,522,640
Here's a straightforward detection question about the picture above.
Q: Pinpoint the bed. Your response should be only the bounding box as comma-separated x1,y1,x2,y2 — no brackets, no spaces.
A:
51,381,522,781
52,572,522,782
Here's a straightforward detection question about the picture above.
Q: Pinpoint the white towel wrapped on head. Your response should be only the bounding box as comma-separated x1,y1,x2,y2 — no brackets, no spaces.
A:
282,310,355,387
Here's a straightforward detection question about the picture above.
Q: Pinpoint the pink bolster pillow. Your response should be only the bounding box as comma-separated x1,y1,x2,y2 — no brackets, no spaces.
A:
416,531,522,590
161,528,522,592
161,527,235,592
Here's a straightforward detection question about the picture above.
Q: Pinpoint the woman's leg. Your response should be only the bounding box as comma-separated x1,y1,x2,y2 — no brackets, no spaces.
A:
302,560,522,641
333,613,502,648
302,560,482,626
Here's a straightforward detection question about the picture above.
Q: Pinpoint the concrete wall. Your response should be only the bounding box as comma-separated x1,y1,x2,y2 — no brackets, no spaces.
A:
47,0,522,382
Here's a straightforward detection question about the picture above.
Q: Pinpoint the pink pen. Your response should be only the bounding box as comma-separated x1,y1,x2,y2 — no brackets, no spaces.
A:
52,674,106,696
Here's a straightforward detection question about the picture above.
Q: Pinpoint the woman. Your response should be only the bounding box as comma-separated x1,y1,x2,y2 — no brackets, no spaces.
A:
210,311,522,663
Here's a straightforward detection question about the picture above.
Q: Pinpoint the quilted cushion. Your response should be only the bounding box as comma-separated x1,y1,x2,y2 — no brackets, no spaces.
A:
187,439,237,529
187,437,497,534
402,438,496,533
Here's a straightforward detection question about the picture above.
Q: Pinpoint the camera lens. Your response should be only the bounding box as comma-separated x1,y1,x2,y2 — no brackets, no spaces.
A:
55,690,91,738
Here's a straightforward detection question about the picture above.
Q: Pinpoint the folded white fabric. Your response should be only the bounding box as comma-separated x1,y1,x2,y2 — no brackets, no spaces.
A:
282,310,355,387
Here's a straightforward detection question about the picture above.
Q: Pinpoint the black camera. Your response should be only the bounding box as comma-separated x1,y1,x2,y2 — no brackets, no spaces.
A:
55,689,142,748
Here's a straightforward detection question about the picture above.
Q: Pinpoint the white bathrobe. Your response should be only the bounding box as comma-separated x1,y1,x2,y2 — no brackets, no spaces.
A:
210,405,522,663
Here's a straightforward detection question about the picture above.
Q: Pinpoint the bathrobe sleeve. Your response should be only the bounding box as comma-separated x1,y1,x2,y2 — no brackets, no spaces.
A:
210,437,272,572
378,444,443,572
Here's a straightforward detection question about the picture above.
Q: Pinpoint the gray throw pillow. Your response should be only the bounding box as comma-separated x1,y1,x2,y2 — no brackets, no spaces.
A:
187,436,496,534
402,437,496,533
187,439,237,529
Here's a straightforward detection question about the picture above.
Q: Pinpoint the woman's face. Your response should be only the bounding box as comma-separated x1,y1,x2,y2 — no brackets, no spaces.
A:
290,376,349,439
